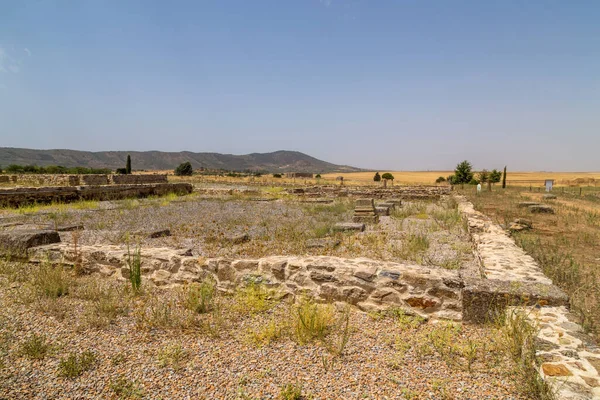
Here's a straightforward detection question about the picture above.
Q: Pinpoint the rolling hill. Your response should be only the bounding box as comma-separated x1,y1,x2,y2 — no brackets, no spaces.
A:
0,148,363,174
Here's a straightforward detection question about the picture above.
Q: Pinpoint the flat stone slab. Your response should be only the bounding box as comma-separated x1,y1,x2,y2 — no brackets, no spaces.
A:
0,230,61,257
305,238,341,249
529,204,555,214
355,198,375,207
353,216,379,223
333,222,365,232
518,201,541,208
299,199,333,204
53,224,85,232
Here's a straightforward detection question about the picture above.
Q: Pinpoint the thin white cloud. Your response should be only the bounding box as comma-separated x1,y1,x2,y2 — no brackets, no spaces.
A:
320,0,333,7
24,48,31,56
0,46,22,74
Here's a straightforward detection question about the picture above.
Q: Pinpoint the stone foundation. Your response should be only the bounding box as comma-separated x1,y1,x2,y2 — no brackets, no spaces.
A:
29,244,463,321
0,183,192,207
3,174,167,187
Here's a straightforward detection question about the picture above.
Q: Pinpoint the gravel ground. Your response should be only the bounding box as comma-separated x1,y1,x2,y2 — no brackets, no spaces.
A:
0,194,476,269
0,267,526,400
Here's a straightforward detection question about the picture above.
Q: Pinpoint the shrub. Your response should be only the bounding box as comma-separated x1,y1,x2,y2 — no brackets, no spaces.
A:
58,351,96,378
180,280,215,314
115,168,127,174
234,282,278,314
126,244,142,293
293,298,335,344
435,176,446,183
315,174,321,179
247,318,282,347
110,376,144,398
32,262,71,298
273,173,282,178
20,334,51,359
175,161,193,176
280,383,303,400
156,344,188,370
373,172,381,182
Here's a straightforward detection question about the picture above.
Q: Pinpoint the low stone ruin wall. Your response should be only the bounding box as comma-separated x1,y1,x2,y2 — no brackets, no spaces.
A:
109,174,168,185
457,195,599,398
2,174,167,187
0,183,192,207
290,185,451,200
30,244,464,321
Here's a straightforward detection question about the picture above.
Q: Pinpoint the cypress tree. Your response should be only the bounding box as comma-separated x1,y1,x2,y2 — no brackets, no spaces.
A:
502,166,507,189
126,154,132,174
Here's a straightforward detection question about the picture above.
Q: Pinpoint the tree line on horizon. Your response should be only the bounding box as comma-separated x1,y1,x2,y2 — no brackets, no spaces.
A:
438,161,507,188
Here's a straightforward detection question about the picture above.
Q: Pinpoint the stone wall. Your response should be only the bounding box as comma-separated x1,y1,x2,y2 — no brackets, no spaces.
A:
109,174,168,185
29,244,464,321
6,174,81,186
81,175,109,185
0,183,192,207
3,174,167,187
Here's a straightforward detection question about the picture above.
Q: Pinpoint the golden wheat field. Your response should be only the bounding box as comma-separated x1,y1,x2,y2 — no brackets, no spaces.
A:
320,171,600,186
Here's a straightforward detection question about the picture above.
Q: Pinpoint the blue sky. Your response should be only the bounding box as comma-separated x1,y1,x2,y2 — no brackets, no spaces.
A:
1,0,599,171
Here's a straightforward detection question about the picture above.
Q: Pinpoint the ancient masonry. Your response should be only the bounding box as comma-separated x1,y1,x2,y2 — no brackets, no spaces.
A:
458,197,600,399
1,188,598,398
0,180,193,207
352,198,379,223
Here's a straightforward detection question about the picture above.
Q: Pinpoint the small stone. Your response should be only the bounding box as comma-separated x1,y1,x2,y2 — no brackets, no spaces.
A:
582,376,600,388
541,363,572,376
353,266,378,282
560,321,583,332
586,357,600,374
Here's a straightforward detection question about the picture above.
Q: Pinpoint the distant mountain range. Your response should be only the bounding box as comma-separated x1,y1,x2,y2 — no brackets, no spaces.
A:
0,148,363,173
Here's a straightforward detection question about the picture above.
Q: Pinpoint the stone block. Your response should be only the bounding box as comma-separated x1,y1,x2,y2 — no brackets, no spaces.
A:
355,198,375,207
353,215,379,223
333,222,365,232
0,230,61,257
375,206,390,216
462,278,568,323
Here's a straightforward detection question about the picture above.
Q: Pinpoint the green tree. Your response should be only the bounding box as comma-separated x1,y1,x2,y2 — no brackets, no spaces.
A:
490,169,502,184
453,160,474,184
478,169,489,183
373,172,381,182
126,154,132,175
175,161,193,176
381,173,394,183
502,166,507,189
435,176,446,184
